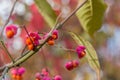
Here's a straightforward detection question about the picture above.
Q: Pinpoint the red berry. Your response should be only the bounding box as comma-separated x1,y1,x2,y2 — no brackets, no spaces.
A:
78,51,86,59
52,34,57,40
54,75,62,80
18,67,26,75
76,45,86,59
72,60,79,68
65,61,73,71
52,30,58,40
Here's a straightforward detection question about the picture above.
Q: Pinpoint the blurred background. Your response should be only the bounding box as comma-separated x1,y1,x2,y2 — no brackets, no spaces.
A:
0,0,120,80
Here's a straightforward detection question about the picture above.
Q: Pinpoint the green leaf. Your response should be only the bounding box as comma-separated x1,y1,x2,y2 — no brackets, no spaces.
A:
76,0,107,36
34,0,57,27
69,32,100,72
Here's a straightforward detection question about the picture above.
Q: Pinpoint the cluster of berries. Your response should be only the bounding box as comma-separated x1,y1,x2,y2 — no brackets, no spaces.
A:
5,24,59,50
65,60,79,71
35,68,62,80
11,67,26,80
25,32,41,50
6,24,86,76
65,45,86,71
46,30,58,46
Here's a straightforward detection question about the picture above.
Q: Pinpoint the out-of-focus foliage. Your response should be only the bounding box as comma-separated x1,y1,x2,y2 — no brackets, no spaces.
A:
34,0,57,27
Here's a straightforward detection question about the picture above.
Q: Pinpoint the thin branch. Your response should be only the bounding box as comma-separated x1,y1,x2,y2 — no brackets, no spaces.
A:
54,13,62,27
20,45,27,56
54,45,74,60
0,67,9,80
57,0,88,29
54,45,76,52
15,50,30,61
0,41,15,63
0,66,5,74
0,0,18,38
23,25,35,47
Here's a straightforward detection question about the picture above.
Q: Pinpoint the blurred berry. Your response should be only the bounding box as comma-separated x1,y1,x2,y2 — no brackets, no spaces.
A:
54,75,62,80
72,60,79,68
76,45,86,59
5,24,18,38
65,61,73,70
